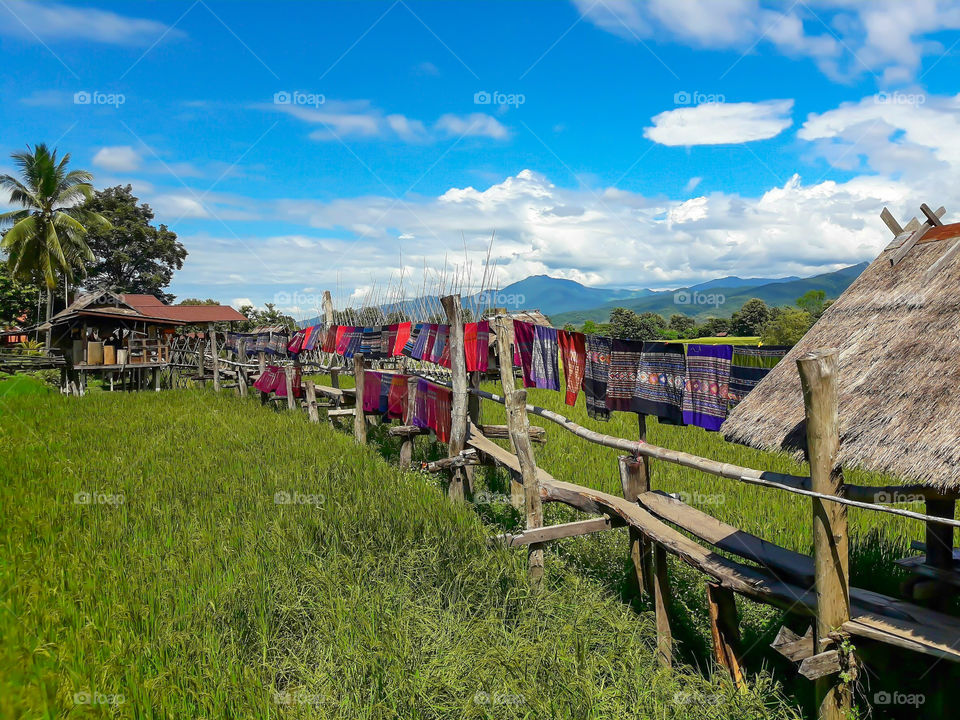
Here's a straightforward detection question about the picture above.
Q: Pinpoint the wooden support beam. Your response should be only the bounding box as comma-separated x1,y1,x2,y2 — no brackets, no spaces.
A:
284,366,296,410
772,625,815,663
304,380,319,422
198,335,207,388
423,449,479,473
924,238,960,281
619,455,653,597
889,205,945,266
442,294,469,502
494,315,524,510
237,367,247,398
654,544,672,667
498,516,623,547
398,375,420,468
921,202,944,226
880,206,903,236
919,497,956,608
799,651,842,681
352,353,366,444
208,323,220,392
477,424,546,443
505,388,544,588
706,582,744,688
797,349,850,720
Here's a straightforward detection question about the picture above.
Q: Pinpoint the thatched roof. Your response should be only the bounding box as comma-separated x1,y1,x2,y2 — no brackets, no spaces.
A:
723,219,960,491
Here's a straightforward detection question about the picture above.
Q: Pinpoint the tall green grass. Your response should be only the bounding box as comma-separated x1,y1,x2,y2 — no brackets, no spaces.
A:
0,390,799,719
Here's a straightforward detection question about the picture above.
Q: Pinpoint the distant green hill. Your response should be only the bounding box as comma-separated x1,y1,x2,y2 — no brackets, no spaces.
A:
552,262,868,325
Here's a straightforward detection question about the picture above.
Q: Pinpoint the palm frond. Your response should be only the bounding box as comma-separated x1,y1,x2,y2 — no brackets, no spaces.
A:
0,209,30,229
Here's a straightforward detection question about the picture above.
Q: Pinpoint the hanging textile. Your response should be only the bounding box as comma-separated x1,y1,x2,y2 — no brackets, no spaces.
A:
359,326,383,359
387,374,408,419
273,366,302,398
412,378,430,429
382,324,398,359
363,371,382,413
529,324,560,391
253,365,283,394
422,324,439,362
605,338,643,413
428,382,452,443
393,321,412,357
682,344,732,432
322,326,337,353
633,342,686,424
512,320,536,386
428,325,449,365
583,335,612,421
402,323,422,357
256,333,270,353
464,321,491,372
558,330,586,406
301,325,318,352
287,329,306,354
337,327,362,358
728,345,790,409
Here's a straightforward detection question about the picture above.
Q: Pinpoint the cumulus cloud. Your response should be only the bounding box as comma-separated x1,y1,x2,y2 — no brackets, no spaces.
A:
645,100,794,146
92,146,141,172
0,0,183,46
572,0,960,83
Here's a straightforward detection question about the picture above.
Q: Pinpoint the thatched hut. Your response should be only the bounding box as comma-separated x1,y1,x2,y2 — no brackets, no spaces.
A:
723,216,960,491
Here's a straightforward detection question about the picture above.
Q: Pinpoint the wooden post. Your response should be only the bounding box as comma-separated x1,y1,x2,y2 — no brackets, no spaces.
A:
152,366,159,392
400,375,418,469
706,582,744,688
284,366,296,411
505,388,544,588
304,380,319,422
197,334,206,388
441,294,469,502
208,323,220,392
353,353,366,444
797,349,850,720
494,315,525,509
323,291,339,389
653,544,672,667
258,350,266,375
618,455,653,597
237,366,247,397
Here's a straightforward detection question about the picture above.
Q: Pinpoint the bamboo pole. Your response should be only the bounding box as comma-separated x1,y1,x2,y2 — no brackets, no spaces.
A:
797,349,850,720
505,388,544,588
304,380,319,422
208,323,220,392
494,316,525,509
441,294,469,501
353,353,367,444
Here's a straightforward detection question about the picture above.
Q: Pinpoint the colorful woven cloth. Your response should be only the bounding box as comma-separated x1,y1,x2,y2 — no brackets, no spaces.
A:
301,325,318,352
322,326,337,353
382,324,398,359
606,338,643,412
422,324,439,362
428,382,452,443
428,325,449,365
558,330,586,406
583,335,612,421
253,365,283,393
728,345,790,409
529,324,560,390
287,329,305,354
387,375,408,419
513,320,536,385
338,327,362,358
402,323,423,357
393,322,412,356
412,378,430,429
633,342,686,424
271,366,302,398
255,333,269,353
682,344,732,431
359,326,382,358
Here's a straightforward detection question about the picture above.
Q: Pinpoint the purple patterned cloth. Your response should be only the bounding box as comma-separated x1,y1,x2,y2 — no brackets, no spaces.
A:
682,344,732,431
530,324,560,391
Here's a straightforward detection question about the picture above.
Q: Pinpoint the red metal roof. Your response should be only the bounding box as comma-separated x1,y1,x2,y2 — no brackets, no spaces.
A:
120,295,246,323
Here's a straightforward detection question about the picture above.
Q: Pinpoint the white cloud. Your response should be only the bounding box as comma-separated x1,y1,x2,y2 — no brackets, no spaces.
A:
684,176,703,193
92,146,141,172
644,100,794,146
434,113,510,140
572,0,960,83
0,0,184,46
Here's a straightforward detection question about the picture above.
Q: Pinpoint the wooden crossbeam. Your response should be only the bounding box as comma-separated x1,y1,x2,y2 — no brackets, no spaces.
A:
497,516,624,547
889,205,945,266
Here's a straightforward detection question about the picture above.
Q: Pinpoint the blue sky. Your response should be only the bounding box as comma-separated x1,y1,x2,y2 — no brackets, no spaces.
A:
3,0,960,319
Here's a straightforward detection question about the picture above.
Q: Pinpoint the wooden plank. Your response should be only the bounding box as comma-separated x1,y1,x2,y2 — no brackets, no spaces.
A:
304,380,319,422
494,316,525,510
772,625,815,663
707,582,744,688
620,457,654,597
312,385,344,401
880,206,903,236
924,238,960,281
284,366,296,411
477,424,546,443
353,354,366,444
505,389,545,588
797,349,849,720
889,207,943,265
653,544,672,667
500,516,624,547
799,650,842,680
441,294,469,501
208,323,220,392
921,202,944,226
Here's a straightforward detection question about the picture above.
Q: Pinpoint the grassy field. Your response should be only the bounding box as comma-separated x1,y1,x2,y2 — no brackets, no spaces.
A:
0,389,802,719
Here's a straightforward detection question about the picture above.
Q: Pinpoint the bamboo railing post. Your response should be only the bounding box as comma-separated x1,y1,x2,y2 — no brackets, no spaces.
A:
441,294,469,502
505,387,544,588
353,353,367,444
304,380,319,422
208,323,220,392
706,582,744,688
653,544,673,667
238,365,247,397
197,334,206,388
797,349,850,720
400,375,418,469
618,455,654,597
284,366,296,411
323,291,339,389
494,315,525,509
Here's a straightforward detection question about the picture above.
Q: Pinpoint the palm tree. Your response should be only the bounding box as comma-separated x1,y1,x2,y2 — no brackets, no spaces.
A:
0,144,109,347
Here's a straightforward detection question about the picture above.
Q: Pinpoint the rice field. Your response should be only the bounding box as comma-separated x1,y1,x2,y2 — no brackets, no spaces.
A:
0,388,802,719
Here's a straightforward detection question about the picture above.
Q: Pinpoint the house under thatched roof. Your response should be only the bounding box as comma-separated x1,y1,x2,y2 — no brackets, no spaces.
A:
723,217,960,491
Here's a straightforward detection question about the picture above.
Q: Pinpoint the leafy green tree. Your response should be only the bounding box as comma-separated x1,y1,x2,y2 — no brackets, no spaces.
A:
80,185,186,303
729,298,770,336
609,307,666,339
697,317,730,337
761,307,812,345
795,289,828,319
238,303,297,333
668,313,696,337
581,320,598,334
0,262,37,327
178,298,220,305
0,144,109,346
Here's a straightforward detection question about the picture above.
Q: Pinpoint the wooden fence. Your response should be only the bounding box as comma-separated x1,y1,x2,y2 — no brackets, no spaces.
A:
180,293,960,720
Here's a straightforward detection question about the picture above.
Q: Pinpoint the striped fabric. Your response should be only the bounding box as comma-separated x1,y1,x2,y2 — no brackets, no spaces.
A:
605,338,643,412
583,335,612,421
728,345,790,409
558,330,586,406
682,344,732,431
633,342,686,424
530,324,560,391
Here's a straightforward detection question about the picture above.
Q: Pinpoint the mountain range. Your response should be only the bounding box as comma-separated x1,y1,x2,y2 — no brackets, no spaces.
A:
298,263,868,327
